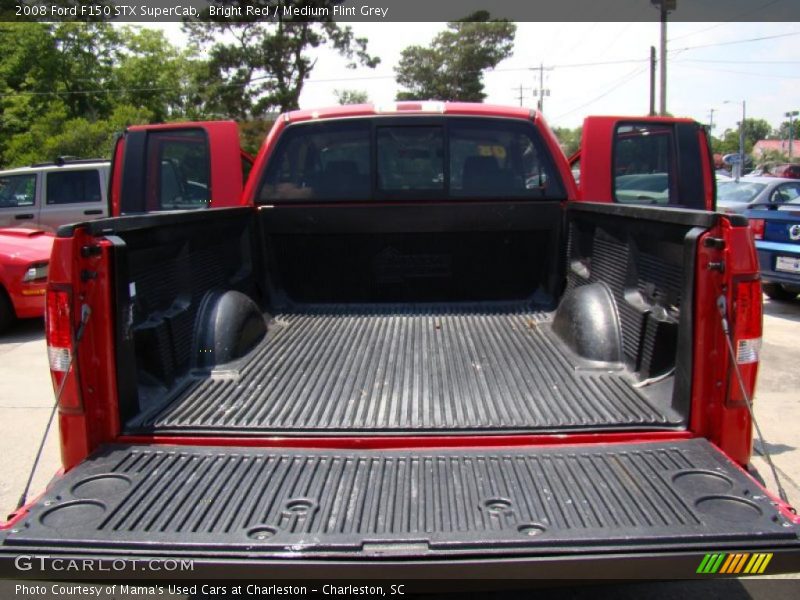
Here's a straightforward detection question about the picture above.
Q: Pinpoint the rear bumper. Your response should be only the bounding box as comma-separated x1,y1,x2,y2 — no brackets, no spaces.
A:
2,547,800,581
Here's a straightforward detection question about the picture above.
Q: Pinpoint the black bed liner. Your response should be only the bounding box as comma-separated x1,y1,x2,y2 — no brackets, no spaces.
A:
127,305,681,435
3,439,797,558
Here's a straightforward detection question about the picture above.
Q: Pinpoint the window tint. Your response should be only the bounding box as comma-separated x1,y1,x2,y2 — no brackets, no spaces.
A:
771,183,800,204
0,174,36,207
46,170,102,205
256,118,565,203
259,121,370,201
377,127,444,192
146,129,210,211
450,120,563,198
613,123,675,205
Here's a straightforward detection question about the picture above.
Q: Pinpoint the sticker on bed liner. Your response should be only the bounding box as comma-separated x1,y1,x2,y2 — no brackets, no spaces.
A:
696,552,773,575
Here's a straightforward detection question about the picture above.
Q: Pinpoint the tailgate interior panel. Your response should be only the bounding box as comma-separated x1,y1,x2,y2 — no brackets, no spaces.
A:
3,439,796,557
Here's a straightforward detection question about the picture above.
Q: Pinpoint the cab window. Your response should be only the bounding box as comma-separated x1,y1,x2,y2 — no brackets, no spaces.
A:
145,129,210,211
377,126,444,193
613,123,676,205
259,121,371,201
449,120,563,198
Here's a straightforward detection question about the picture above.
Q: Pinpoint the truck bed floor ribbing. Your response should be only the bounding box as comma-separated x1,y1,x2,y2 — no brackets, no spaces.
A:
129,305,681,434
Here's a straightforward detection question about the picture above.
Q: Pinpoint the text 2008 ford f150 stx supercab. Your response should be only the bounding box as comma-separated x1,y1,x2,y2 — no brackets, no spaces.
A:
2,103,799,580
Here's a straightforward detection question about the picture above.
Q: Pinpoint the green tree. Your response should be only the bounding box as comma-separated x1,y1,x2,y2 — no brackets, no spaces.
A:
775,118,800,142
185,1,380,118
552,126,582,156
0,22,196,167
716,118,773,155
334,89,369,105
112,27,200,122
48,23,121,120
395,11,516,102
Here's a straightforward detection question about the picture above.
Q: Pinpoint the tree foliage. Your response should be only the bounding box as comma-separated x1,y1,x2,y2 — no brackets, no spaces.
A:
334,89,369,105
0,23,191,167
185,1,379,118
394,11,516,102
776,118,800,141
713,118,773,155
552,126,582,157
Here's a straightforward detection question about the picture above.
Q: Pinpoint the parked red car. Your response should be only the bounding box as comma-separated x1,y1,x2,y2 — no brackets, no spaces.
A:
773,163,800,179
0,228,52,332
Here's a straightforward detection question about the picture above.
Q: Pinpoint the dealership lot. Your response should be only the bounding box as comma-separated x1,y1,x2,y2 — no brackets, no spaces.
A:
1,297,799,524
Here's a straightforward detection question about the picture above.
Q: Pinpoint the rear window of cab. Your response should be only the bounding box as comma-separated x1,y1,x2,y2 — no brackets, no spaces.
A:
256,117,566,202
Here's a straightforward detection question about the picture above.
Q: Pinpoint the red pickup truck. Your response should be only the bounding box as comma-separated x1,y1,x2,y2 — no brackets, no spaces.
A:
2,103,798,580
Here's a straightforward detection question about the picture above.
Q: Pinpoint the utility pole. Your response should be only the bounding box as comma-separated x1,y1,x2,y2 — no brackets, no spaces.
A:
708,108,715,132
652,0,676,116
649,46,656,116
512,83,531,107
724,99,746,180
532,63,552,114
739,100,746,179
659,3,667,115
787,110,799,161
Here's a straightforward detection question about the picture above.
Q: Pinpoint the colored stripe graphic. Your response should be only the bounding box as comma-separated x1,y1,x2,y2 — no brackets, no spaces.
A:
757,553,773,574
733,553,749,573
719,554,736,573
698,552,773,575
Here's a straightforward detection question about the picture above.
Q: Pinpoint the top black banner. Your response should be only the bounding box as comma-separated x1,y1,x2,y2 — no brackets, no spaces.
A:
3,0,800,23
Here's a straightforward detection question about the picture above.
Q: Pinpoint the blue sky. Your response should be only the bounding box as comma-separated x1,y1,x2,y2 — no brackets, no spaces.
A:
154,21,800,136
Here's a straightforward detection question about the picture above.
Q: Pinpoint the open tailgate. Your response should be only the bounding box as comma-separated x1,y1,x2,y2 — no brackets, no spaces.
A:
2,438,799,579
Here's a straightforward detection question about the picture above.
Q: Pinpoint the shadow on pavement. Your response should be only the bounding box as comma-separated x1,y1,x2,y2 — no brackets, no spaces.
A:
1,317,44,343
755,441,796,457
763,297,800,323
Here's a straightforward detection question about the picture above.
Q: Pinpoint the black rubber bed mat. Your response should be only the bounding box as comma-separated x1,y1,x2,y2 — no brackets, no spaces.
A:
3,439,797,557
129,306,682,434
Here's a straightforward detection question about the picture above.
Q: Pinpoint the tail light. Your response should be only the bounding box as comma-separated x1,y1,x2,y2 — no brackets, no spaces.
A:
749,218,765,240
728,279,762,404
45,286,82,412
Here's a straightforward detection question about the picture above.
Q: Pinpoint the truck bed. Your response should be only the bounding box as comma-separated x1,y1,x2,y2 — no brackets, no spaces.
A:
127,304,681,435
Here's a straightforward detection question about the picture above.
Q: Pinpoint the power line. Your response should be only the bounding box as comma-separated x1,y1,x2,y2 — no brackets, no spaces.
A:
667,0,783,42
668,30,800,53
674,58,800,65
494,58,649,73
672,63,800,80
552,65,648,121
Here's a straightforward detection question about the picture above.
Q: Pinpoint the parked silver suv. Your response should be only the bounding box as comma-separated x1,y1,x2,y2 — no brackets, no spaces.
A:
0,158,110,232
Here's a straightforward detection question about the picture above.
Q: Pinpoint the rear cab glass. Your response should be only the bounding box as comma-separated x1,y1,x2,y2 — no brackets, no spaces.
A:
257,117,565,202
